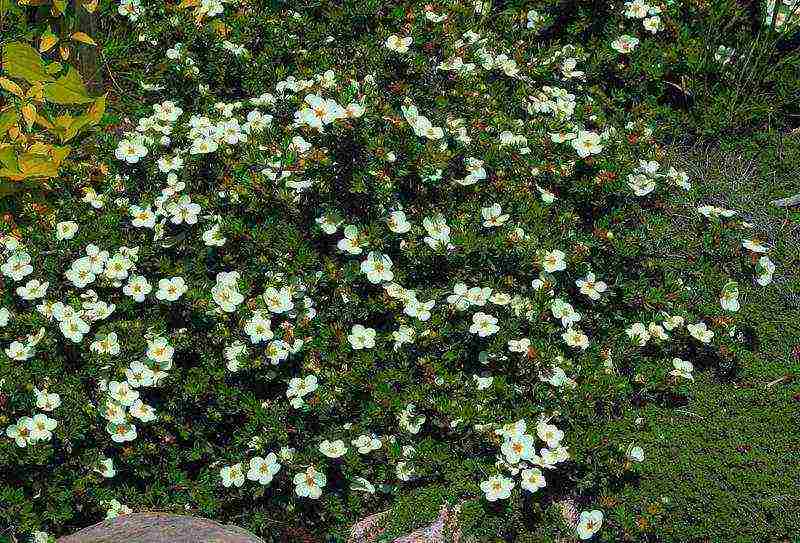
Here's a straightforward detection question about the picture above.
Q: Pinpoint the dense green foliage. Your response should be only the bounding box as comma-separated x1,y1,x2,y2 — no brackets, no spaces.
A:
1,1,799,542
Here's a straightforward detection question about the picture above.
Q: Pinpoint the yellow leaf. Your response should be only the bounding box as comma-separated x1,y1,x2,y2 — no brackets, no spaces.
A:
86,93,106,122
70,32,97,46
179,0,199,7
51,0,66,15
27,142,51,155
26,82,45,102
44,67,94,105
40,31,59,53
59,44,70,61
35,114,55,130
21,103,37,130
1,42,55,84
82,0,98,12
0,77,24,98
7,125,22,142
54,114,75,129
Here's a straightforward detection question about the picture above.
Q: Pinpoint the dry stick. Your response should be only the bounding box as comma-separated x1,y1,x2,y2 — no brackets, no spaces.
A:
771,193,800,207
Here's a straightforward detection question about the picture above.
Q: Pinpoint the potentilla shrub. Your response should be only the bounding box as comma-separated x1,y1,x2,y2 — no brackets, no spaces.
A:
0,1,778,541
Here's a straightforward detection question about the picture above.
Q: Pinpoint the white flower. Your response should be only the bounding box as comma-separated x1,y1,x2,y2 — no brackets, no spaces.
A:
670,358,694,381
146,337,174,365
130,206,157,228
577,510,604,539
541,249,566,273
212,283,244,313
648,322,668,341
123,275,152,302
351,476,376,494
643,15,661,33
627,173,656,196
611,34,639,53
352,434,382,454
446,283,471,310
480,475,514,501
167,195,201,225
387,211,412,233
507,338,531,353
337,225,364,254
286,375,318,399
474,375,494,390
34,388,61,412
422,215,451,249
520,468,547,492
2,252,34,282
576,272,607,300
203,224,227,246
316,215,342,235
31,531,51,543
360,252,394,283
91,332,121,356
392,325,416,351
469,312,499,337
6,417,33,447
562,327,589,350
245,312,274,343
28,413,57,442
624,0,649,18
220,463,245,487
319,439,348,458
108,381,139,406
537,185,557,203
0,307,9,327
115,139,148,163
536,421,564,448
627,445,645,462
687,322,714,343
16,279,48,300
500,434,534,463
396,461,415,481
126,361,155,387
572,131,603,158
626,322,651,346
398,403,425,434
404,297,435,321
481,203,509,228
223,341,248,372
55,221,79,240
385,34,412,53
129,399,157,422
59,316,90,343
348,324,376,349
155,277,187,302
720,281,740,312
262,286,294,314
756,255,775,286
662,315,685,331
294,466,326,499
247,453,281,485
742,238,768,253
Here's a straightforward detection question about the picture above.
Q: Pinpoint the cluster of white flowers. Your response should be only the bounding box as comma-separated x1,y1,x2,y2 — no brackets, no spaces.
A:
480,418,570,502
2,3,783,537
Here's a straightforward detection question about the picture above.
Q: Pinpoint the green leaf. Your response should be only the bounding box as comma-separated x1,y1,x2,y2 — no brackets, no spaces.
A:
44,67,94,105
1,41,55,83
45,61,64,75
0,146,18,171
0,109,18,137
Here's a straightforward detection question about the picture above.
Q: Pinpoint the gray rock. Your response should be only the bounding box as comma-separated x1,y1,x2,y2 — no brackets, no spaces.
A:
56,513,265,543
